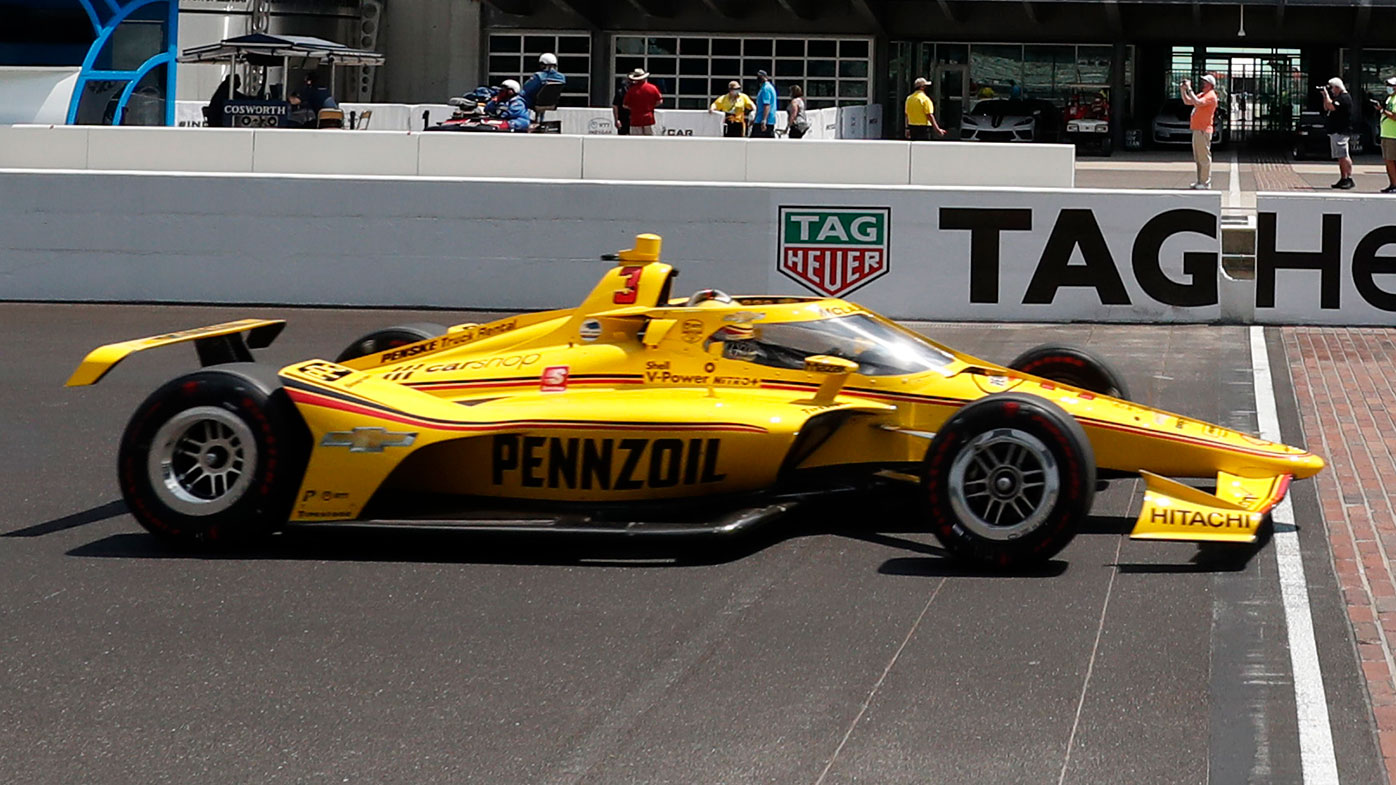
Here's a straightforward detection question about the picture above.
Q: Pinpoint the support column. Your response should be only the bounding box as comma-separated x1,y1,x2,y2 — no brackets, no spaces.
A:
378,0,480,103
1111,41,1126,151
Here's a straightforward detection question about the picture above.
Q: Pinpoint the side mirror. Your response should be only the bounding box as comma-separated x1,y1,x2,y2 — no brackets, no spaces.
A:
804,354,858,404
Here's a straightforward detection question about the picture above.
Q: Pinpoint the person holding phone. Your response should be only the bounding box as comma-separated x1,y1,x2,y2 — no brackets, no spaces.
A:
1375,76,1396,194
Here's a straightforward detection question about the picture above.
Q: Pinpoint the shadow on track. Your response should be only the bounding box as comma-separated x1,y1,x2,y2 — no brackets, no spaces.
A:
47,502,1259,575
3,501,128,538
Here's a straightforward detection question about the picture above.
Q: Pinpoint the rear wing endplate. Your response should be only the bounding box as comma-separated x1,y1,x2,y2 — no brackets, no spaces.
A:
66,319,285,387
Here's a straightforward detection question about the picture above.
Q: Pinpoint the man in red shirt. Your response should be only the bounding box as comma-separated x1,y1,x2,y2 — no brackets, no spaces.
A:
623,68,662,135
1180,73,1219,189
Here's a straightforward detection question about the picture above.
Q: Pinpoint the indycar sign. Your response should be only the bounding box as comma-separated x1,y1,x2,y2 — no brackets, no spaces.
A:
778,207,890,297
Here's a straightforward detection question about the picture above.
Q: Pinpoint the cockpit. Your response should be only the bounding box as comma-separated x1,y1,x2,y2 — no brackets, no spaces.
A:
712,314,955,377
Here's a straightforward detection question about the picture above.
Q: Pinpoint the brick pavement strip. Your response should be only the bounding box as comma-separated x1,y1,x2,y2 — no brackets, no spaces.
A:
1285,327,1396,782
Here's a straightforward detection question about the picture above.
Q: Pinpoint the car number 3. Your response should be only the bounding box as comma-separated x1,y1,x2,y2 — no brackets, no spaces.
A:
613,266,643,304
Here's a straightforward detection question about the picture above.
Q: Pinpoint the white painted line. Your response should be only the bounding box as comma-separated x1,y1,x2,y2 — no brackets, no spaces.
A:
1250,325,1340,784
1228,151,1242,209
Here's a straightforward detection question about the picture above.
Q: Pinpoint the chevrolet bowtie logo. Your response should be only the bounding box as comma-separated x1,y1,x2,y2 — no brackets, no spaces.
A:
321,427,417,453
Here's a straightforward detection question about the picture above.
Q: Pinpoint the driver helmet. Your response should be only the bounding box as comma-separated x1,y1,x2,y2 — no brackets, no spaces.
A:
539,53,558,69
500,79,522,94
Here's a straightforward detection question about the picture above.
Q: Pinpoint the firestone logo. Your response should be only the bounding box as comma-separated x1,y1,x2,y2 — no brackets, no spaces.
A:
777,207,890,297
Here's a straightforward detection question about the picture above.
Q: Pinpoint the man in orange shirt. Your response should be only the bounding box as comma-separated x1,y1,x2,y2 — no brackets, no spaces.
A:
1180,74,1219,189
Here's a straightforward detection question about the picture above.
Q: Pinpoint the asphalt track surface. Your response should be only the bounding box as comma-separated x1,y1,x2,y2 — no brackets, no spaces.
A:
0,303,1383,785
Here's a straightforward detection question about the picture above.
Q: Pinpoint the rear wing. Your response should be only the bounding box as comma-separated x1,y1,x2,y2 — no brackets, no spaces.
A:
66,319,285,387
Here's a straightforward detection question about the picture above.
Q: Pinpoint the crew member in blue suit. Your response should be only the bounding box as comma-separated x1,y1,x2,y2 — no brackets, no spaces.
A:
521,53,567,109
751,69,777,138
485,80,531,131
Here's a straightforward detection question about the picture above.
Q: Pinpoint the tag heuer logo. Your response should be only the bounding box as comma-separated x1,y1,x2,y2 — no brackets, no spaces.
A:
778,207,890,297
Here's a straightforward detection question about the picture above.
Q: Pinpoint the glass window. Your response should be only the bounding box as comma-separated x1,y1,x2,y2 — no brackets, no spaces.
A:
74,79,127,125
1078,46,1112,85
775,59,803,78
559,36,589,54
648,37,677,56
712,38,740,56
121,64,167,126
840,40,868,59
712,58,740,76
489,35,520,53
938,43,968,65
970,44,1023,96
615,36,645,55
744,39,772,57
487,32,592,107
609,34,873,111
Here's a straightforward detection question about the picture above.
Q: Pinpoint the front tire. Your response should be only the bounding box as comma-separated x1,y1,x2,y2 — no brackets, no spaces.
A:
923,394,1095,568
1008,343,1131,400
118,365,310,545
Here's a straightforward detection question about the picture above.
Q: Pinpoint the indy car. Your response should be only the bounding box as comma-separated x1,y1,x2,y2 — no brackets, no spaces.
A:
69,234,1323,568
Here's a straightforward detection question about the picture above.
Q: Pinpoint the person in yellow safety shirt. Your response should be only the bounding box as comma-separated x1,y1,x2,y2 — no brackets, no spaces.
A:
1376,75,1396,194
904,77,946,141
711,81,756,138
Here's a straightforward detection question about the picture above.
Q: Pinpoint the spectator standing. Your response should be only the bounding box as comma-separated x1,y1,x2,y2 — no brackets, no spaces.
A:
624,69,662,136
1376,76,1396,194
1180,74,1218,189
786,85,809,139
611,78,631,135
904,77,945,140
1321,77,1357,189
711,81,755,138
751,70,777,138
521,53,566,109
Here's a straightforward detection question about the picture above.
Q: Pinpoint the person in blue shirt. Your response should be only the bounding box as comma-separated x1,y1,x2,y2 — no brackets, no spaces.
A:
751,69,777,137
484,79,531,131
520,53,567,109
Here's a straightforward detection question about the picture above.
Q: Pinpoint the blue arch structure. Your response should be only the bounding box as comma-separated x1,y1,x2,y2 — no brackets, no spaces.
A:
66,0,179,125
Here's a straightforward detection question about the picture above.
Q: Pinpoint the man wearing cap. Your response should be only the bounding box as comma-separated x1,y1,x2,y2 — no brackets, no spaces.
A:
623,68,662,136
711,81,756,138
751,70,777,138
521,53,566,109
1321,77,1358,189
484,79,530,131
1180,73,1219,189
1376,76,1396,193
904,77,945,141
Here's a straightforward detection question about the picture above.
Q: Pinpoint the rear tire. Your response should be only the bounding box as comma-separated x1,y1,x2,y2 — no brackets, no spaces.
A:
923,394,1095,568
335,323,447,363
117,364,310,545
1008,343,1131,400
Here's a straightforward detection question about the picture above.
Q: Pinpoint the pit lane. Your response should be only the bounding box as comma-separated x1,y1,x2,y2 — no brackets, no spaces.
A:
0,303,1380,785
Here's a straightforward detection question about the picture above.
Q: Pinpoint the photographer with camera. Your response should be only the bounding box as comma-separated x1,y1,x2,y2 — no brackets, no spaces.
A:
1180,74,1219,190
1320,77,1358,190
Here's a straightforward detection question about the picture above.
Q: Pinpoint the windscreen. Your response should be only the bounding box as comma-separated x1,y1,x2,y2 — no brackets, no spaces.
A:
720,315,955,377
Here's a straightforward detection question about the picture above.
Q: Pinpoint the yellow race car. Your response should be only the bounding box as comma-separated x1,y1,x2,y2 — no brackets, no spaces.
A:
69,234,1323,568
